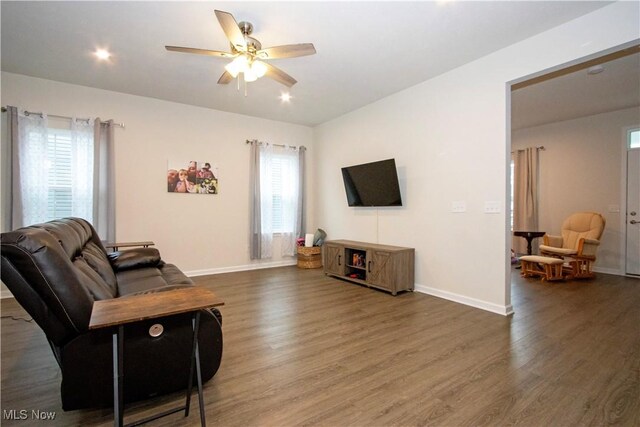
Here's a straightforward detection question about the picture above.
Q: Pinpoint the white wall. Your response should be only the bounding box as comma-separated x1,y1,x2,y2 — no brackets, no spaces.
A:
513,107,640,274
2,3,638,310
1,72,314,278
313,2,639,315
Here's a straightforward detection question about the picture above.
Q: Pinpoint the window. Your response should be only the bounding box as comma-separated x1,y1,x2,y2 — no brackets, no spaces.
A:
510,159,514,230
250,142,303,259
20,119,94,226
269,152,298,233
629,128,640,149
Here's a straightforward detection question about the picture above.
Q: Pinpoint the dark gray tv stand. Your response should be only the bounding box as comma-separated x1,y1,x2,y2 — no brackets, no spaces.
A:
322,240,415,295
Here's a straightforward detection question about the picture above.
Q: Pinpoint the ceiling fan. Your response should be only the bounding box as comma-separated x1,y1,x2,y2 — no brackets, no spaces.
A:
165,10,316,88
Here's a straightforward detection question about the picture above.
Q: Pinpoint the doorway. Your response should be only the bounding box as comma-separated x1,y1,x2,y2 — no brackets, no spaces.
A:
508,43,640,280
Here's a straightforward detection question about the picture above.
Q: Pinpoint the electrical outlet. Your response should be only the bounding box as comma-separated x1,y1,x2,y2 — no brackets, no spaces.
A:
484,201,501,214
451,201,466,213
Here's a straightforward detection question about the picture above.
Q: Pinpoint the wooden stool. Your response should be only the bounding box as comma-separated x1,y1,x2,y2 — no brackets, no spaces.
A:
519,255,565,281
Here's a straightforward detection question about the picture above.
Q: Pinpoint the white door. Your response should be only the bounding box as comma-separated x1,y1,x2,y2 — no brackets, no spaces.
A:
626,145,640,276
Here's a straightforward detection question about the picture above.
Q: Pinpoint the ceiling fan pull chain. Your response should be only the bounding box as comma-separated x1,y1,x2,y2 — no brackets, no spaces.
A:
244,75,248,97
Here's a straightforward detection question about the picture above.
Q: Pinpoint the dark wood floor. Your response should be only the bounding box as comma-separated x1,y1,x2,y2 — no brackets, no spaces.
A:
1,266,639,426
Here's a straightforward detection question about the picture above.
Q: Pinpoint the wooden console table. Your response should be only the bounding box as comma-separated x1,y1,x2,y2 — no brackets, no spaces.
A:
89,287,224,427
323,240,414,295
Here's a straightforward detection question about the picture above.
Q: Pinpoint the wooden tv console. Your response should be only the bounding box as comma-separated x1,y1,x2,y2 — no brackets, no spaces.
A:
323,240,415,295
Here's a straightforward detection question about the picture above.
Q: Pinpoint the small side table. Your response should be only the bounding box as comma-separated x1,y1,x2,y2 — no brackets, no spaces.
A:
513,231,546,255
89,287,224,427
104,241,155,252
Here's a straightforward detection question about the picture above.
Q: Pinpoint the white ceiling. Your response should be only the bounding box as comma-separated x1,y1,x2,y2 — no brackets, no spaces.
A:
1,1,616,127
512,52,640,130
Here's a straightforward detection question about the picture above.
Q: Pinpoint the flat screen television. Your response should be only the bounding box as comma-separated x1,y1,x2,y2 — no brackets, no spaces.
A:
341,159,402,207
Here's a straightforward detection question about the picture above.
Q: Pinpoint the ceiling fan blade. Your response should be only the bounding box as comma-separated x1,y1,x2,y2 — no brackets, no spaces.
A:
257,43,316,59
263,62,297,87
165,46,235,58
214,10,247,52
217,71,234,85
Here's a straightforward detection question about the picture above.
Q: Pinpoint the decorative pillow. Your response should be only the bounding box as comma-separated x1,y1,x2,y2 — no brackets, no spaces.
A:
108,247,161,272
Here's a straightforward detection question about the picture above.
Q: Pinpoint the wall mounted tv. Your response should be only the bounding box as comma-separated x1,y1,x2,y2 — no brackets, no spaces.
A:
341,158,402,207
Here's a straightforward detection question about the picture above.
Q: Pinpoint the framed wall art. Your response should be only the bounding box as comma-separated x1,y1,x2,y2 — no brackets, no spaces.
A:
167,160,219,194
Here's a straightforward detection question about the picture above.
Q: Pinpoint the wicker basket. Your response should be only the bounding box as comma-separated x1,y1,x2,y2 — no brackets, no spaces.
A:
297,246,322,269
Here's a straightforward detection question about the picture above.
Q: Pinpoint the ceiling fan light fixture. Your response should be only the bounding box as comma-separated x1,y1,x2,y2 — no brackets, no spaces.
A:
243,68,258,82
225,55,249,78
251,60,267,78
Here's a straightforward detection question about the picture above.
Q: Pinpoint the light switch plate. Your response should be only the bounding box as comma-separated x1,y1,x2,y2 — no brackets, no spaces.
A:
484,201,501,214
451,201,466,213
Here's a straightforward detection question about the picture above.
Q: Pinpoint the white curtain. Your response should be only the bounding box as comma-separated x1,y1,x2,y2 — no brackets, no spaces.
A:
296,147,306,240
513,147,540,254
70,119,94,221
14,110,48,228
93,119,116,242
259,143,274,258
250,142,274,259
279,146,300,256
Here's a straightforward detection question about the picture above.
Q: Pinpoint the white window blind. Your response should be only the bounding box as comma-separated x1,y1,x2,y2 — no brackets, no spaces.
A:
268,150,299,234
46,129,74,219
271,156,284,233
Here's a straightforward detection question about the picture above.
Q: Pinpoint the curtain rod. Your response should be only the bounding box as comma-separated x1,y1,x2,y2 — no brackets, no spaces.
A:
1,107,125,128
511,145,545,153
246,139,306,150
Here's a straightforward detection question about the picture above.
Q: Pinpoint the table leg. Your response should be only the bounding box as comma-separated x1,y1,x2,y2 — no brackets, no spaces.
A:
526,237,534,255
185,311,205,426
113,325,124,427
194,313,206,427
109,313,208,427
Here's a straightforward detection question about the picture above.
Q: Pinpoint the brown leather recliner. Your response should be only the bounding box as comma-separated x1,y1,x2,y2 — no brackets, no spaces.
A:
0,217,223,410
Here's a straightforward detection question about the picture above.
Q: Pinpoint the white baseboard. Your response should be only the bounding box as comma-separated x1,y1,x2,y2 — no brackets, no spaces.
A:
0,260,298,299
185,259,297,277
414,283,514,316
593,266,623,276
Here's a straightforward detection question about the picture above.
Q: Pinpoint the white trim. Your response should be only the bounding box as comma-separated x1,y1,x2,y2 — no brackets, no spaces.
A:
593,266,625,276
185,259,297,277
0,259,297,299
414,283,514,316
621,125,629,276
504,82,513,314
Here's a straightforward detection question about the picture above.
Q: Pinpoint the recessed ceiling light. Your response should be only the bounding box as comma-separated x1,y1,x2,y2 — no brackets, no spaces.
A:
280,93,291,103
94,49,111,60
587,65,604,75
